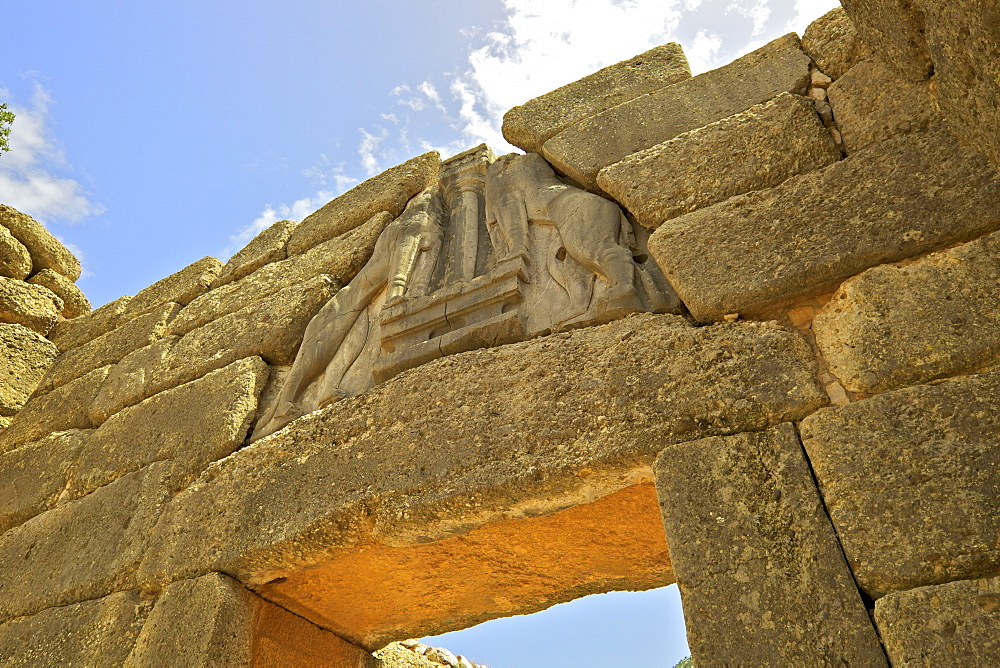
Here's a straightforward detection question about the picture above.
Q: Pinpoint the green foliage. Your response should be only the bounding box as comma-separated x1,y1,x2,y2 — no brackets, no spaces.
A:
674,657,694,668
0,102,14,153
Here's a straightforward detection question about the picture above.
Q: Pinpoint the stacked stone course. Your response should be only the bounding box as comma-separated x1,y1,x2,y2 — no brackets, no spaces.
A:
1,5,999,666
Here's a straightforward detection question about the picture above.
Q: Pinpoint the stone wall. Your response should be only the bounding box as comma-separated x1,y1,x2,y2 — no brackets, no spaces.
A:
1,5,998,666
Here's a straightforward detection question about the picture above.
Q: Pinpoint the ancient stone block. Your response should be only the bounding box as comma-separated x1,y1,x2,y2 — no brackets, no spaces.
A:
127,572,378,667
120,256,221,323
170,211,390,336
827,58,942,154
648,125,1000,322
0,365,110,455
48,294,132,352
799,369,1000,598
801,7,875,80
840,0,933,80
654,424,886,665
597,93,841,229
0,590,151,667
0,204,82,281
0,274,63,334
148,275,336,395
27,267,92,318
88,335,178,424
72,357,268,499
43,301,180,391
0,429,90,533
814,231,1000,394
0,223,31,280
287,151,440,255
502,42,691,154
0,323,58,416
542,34,811,190
0,461,174,623
141,315,825,644
875,576,1000,664
212,218,298,289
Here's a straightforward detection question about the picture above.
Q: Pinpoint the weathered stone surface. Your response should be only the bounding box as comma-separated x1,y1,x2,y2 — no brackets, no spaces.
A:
0,323,58,416
120,256,221,323
655,424,886,665
827,58,942,154
71,357,267,499
875,576,1000,664
502,43,692,154
0,590,151,667
597,93,840,229
0,223,31,279
27,267,92,318
213,218,298,289
287,151,440,255
814,232,1000,394
43,301,180,392
542,34,811,190
0,204,82,281
48,294,132,352
0,461,174,623
649,126,1000,322
88,335,178,424
127,572,378,667
171,211,390,336
0,274,63,334
801,7,876,80
148,275,336,396
919,0,1000,171
0,365,110,454
0,429,90,533
840,0,933,80
800,369,1000,598
141,315,824,644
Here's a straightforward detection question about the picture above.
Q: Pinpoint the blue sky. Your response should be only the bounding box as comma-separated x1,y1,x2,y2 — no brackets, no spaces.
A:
2,1,839,665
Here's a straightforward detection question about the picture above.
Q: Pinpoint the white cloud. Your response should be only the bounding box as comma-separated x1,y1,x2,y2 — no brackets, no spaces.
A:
686,29,724,73
358,127,388,175
418,81,448,113
783,0,841,33
224,190,333,259
0,83,103,224
727,0,773,36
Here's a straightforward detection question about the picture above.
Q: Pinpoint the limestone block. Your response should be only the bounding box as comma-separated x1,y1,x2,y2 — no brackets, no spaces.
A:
654,424,886,665
148,275,337,395
840,0,933,80
0,364,110,454
827,58,943,154
799,369,1000,598
126,572,378,667
801,7,875,80
88,335,178,424
875,576,1000,664
72,357,268,499
0,223,31,279
814,232,1000,394
120,256,221,323
0,204,82,281
0,274,63,334
0,416,8,431
502,43,691,154
287,151,440,255
48,294,132,352
171,211,390,336
541,34,812,191
0,323,58,416
648,125,1000,322
0,461,174,623
42,301,181,391
140,315,825,643
0,590,151,667
0,429,90,533
212,218,298,289
919,0,1000,171
597,93,841,229
27,267,92,318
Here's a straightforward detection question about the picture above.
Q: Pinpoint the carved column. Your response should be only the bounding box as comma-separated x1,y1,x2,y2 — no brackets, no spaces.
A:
440,144,495,283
